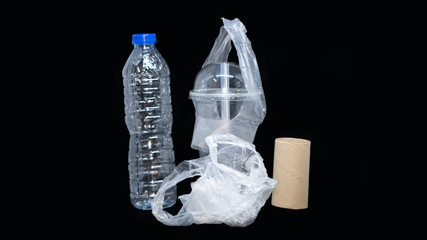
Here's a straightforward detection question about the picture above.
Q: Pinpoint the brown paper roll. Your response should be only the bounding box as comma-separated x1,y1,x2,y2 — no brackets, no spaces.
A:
271,138,310,209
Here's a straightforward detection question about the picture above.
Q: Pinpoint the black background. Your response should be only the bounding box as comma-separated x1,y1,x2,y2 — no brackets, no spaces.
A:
16,2,376,237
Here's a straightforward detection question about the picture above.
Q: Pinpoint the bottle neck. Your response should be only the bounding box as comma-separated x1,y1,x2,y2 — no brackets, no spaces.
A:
134,43,156,49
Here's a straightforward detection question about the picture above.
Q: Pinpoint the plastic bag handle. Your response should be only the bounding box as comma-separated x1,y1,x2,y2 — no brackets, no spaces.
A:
202,26,232,67
151,157,209,226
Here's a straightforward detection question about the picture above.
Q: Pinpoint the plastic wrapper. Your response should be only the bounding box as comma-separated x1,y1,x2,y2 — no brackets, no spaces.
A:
151,133,277,227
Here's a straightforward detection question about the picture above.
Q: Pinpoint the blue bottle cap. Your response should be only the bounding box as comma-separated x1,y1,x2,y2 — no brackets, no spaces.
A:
132,33,156,45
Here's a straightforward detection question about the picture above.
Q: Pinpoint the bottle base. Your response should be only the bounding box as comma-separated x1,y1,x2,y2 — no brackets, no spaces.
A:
131,197,176,210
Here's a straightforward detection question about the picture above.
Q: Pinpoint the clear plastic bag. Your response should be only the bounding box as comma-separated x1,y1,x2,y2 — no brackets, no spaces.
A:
151,133,277,227
189,18,266,154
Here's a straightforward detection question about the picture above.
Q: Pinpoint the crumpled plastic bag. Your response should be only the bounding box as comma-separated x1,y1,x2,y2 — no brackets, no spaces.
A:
151,133,277,227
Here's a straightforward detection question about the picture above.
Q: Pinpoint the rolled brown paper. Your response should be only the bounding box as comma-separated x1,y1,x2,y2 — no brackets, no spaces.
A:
271,138,310,209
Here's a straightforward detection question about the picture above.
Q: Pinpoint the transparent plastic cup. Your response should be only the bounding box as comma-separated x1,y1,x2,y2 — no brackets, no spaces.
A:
189,62,252,120
189,62,261,156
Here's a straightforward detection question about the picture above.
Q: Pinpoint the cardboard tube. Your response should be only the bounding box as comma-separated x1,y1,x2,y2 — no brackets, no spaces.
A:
271,138,310,209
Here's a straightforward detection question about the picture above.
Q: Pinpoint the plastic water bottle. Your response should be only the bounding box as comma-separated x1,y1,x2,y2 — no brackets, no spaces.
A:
123,33,176,210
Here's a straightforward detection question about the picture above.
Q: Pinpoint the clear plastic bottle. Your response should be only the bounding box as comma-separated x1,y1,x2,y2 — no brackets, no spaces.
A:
123,33,176,210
